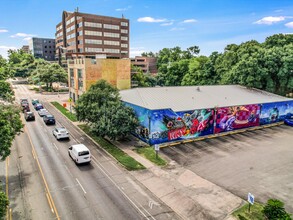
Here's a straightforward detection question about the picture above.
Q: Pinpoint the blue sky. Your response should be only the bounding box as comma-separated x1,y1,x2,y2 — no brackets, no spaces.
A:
0,0,293,59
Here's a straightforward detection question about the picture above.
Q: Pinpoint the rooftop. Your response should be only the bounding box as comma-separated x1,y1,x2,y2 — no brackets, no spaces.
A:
120,85,293,111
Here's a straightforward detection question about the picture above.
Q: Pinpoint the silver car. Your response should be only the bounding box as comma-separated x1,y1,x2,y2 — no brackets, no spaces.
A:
53,127,70,140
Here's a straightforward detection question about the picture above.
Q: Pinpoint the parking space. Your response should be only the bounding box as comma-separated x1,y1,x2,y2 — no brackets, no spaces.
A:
161,125,293,212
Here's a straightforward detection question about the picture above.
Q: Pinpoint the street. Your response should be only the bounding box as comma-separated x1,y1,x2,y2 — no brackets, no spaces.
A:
1,84,180,220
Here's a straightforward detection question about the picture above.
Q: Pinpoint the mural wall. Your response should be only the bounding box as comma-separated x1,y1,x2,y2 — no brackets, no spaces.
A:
215,104,260,133
149,108,214,145
260,101,293,125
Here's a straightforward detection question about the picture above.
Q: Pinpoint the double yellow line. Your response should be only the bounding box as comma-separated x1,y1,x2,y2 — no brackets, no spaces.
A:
25,127,60,219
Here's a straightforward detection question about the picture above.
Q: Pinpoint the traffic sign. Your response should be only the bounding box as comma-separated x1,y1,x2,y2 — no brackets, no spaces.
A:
154,144,159,151
248,193,254,205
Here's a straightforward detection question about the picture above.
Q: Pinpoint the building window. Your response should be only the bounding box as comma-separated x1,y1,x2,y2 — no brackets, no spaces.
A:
85,47,103,52
103,24,119,30
121,36,128,41
85,30,102,36
104,48,120,53
77,40,83,45
104,40,119,46
78,69,83,90
121,50,128,54
70,68,74,87
78,48,83,52
121,22,128,26
104,32,120,38
121,43,128,48
121,29,128,34
84,22,102,28
85,39,102,44
77,31,83,36
77,22,83,28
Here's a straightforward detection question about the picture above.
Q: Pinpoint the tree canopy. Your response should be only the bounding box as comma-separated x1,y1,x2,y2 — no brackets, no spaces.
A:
75,80,138,140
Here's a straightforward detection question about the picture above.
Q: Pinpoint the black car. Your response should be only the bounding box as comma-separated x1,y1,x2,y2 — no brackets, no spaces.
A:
24,111,35,121
43,114,56,125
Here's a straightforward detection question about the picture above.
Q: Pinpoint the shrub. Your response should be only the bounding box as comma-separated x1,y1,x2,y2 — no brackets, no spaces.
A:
263,199,292,220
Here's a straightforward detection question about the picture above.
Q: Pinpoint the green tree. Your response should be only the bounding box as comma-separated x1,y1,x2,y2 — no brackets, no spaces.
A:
0,81,14,102
263,199,292,220
0,191,9,218
7,49,35,77
75,80,138,140
141,51,156,57
0,104,23,160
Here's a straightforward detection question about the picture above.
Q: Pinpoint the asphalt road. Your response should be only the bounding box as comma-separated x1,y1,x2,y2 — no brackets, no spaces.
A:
161,124,293,213
4,84,180,220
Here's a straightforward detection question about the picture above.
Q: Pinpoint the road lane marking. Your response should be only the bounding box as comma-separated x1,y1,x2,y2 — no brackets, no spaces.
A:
76,178,86,194
52,143,59,151
64,165,73,177
25,127,60,220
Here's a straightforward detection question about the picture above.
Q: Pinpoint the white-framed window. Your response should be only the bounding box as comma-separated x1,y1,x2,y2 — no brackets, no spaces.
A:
121,43,128,48
121,50,128,54
121,22,128,26
121,36,128,41
121,29,128,34
104,48,120,53
85,39,102,44
84,30,102,36
77,22,83,28
103,24,119,30
85,47,103,52
104,40,120,46
84,22,102,28
104,32,120,38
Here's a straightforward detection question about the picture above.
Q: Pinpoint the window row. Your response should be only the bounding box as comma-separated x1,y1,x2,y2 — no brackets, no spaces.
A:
84,48,121,54
67,33,76,40
56,26,62,31
66,17,75,26
85,39,102,44
85,22,102,28
66,25,75,33
103,24,119,30
56,32,63,38
121,22,128,26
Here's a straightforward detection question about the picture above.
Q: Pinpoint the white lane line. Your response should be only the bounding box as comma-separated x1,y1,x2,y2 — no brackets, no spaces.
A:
80,137,84,140
64,165,73,177
52,143,59,150
76,178,86,194
94,152,121,171
90,157,153,220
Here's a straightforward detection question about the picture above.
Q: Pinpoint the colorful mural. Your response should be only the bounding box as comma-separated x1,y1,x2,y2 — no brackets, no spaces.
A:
260,101,293,125
149,108,214,145
215,104,260,133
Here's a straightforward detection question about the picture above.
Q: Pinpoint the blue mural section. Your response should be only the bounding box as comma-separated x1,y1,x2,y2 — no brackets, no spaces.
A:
149,108,214,145
123,102,151,143
260,101,293,125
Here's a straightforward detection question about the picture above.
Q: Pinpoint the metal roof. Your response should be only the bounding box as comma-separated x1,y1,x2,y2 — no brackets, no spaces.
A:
120,85,293,111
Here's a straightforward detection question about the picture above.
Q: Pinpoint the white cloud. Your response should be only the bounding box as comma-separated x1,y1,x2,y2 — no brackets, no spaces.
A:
137,17,166,23
0,46,17,59
182,19,197,23
10,32,35,38
0,29,8,33
170,27,185,31
130,47,145,58
285,22,293,28
23,37,32,41
254,16,285,25
115,6,131,11
161,22,173,26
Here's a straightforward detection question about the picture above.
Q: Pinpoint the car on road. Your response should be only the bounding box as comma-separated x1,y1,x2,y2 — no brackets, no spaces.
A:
32,99,39,106
68,144,91,165
35,103,44,111
38,109,49,117
43,114,56,125
24,111,35,121
22,103,30,112
52,127,70,140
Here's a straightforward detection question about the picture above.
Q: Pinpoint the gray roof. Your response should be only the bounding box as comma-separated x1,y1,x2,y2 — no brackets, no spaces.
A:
120,85,293,111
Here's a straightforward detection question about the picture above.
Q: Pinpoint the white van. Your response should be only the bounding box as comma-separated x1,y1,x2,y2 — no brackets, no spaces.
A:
68,144,91,164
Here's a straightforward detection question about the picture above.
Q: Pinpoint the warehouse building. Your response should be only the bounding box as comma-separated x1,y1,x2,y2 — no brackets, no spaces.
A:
120,85,293,145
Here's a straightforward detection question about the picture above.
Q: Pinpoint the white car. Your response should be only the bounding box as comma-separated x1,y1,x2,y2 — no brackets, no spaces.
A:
53,127,70,140
38,109,49,117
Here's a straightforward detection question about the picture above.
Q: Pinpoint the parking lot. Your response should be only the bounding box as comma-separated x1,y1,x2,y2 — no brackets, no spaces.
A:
161,124,293,212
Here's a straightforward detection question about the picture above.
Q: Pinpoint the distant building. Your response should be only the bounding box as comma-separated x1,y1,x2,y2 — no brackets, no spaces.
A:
131,56,157,75
21,45,30,53
55,10,129,62
68,58,130,102
29,37,56,61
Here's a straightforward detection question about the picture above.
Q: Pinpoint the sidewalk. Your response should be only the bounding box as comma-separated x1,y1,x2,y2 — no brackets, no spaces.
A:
54,96,243,220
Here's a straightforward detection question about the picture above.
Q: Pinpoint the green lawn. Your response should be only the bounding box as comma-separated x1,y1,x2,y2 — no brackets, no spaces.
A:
51,102,77,122
134,147,167,166
233,202,265,220
78,124,145,171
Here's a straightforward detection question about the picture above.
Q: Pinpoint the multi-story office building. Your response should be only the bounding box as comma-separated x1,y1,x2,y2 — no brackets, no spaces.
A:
131,56,157,74
29,37,56,61
21,45,30,53
68,58,131,102
55,10,129,61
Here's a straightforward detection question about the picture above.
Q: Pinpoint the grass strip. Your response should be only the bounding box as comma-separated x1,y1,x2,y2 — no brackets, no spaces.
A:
233,202,264,220
51,101,77,122
78,124,145,171
134,147,167,166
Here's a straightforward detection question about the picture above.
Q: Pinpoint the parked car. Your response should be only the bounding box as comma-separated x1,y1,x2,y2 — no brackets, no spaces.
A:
20,98,28,105
38,109,49,117
52,127,70,140
35,103,44,110
24,111,35,121
68,144,91,165
43,114,55,125
22,103,30,112
32,99,39,106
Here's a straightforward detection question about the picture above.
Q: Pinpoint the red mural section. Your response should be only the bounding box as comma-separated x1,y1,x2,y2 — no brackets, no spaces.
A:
215,104,260,133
